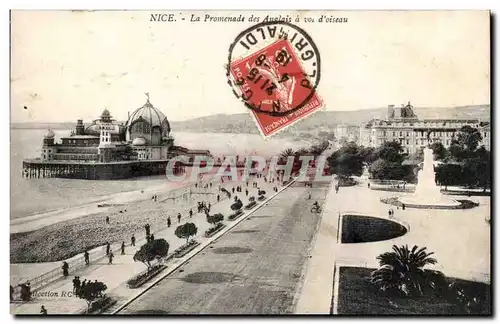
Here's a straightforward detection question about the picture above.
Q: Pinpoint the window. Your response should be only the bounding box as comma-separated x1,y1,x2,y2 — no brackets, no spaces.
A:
406,132,409,137
406,139,410,145
399,131,402,137
392,132,395,136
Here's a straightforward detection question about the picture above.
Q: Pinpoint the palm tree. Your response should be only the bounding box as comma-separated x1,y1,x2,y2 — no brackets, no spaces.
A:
279,148,296,164
295,148,309,157
370,245,446,297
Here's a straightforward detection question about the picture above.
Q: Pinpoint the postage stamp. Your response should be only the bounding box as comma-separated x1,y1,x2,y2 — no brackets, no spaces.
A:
227,21,324,138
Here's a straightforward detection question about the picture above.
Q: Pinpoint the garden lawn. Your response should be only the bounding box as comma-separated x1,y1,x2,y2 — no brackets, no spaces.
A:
337,267,491,315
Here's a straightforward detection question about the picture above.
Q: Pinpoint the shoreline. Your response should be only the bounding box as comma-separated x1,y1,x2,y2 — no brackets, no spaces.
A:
10,173,224,234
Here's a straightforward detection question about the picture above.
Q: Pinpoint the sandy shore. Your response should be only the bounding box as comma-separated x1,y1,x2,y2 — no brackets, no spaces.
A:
10,172,254,263
10,174,221,234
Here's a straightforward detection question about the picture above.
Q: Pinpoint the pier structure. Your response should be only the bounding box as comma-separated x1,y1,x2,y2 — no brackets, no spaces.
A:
21,94,216,180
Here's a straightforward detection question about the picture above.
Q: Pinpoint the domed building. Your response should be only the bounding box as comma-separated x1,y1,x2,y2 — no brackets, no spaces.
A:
125,96,174,160
29,93,211,180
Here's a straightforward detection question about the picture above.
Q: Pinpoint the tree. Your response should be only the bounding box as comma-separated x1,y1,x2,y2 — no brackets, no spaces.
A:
175,223,198,244
370,245,446,297
328,143,364,179
376,141,405,164
369,159,414,181
456,125,483,152
206,213,224,226
76,280,107,314
448,140,467,161
279,148,295,160
430,142,448,161
462,157,491,191
133,239,170,271
435,163,463,189
359,146,378,165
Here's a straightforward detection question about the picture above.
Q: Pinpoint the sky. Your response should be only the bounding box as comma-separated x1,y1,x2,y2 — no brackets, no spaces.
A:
10,10,490,123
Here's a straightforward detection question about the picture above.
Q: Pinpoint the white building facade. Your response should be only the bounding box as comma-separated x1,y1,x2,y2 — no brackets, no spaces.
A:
360,102,490,154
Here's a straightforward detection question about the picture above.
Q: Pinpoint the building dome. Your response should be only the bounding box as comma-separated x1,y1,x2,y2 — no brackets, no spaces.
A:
126,97,171,146
126,100,171,134
132,137,147,146
44,128,55,139
101,108,111,119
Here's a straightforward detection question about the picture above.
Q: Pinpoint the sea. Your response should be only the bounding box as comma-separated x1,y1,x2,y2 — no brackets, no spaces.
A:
10,129,310,220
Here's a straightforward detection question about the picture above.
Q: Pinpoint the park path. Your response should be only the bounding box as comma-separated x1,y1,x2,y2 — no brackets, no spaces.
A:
10,175,283,315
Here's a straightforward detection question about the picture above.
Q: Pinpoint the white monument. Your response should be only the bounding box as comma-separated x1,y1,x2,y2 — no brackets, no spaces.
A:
399,148,460,207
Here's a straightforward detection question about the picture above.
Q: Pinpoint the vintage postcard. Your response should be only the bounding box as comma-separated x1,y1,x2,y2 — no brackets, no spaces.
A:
10,10,491,315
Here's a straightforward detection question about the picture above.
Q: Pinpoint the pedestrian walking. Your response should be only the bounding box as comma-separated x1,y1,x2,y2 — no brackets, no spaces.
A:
40,305,47,315
108,252,114,264
131,234,136,247
189,209,193,218
145,223,151,236
75,277,81,294
121,242,125,255
217,194,220,202
177,213,181,223
84,250,90,265
105,216,110,224
72,276,78,293
62,262,69,276
245,189,248,196
106,242,110,256
167,217,171,228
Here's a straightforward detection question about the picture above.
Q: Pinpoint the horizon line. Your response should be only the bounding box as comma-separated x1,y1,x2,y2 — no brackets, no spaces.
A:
10,103,491,125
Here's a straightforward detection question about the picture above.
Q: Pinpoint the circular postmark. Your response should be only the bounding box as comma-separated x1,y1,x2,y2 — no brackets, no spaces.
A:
226,21,321,117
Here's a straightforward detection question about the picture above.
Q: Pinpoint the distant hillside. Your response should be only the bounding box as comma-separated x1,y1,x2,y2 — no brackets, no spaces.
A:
170,105,490,134
11,105,490,134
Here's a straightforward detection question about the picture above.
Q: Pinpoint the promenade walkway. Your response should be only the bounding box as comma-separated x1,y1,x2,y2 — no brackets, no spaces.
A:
10,175,282,315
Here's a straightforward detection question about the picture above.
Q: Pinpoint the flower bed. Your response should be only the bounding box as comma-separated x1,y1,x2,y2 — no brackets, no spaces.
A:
370,187,413,193
204,223,226,238
174,240,200,258
380,197,479,210
244,201,257,210
126,264,167,289
79,296,116,315
228,210,244,221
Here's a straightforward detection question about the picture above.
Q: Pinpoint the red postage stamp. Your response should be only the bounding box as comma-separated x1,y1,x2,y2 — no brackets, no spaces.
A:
227,22,323,138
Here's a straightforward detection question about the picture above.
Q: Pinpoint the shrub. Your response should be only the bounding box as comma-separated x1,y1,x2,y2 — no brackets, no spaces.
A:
206,213,224,226
204,222,225,237
126,264,165,288
230,200,243,212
